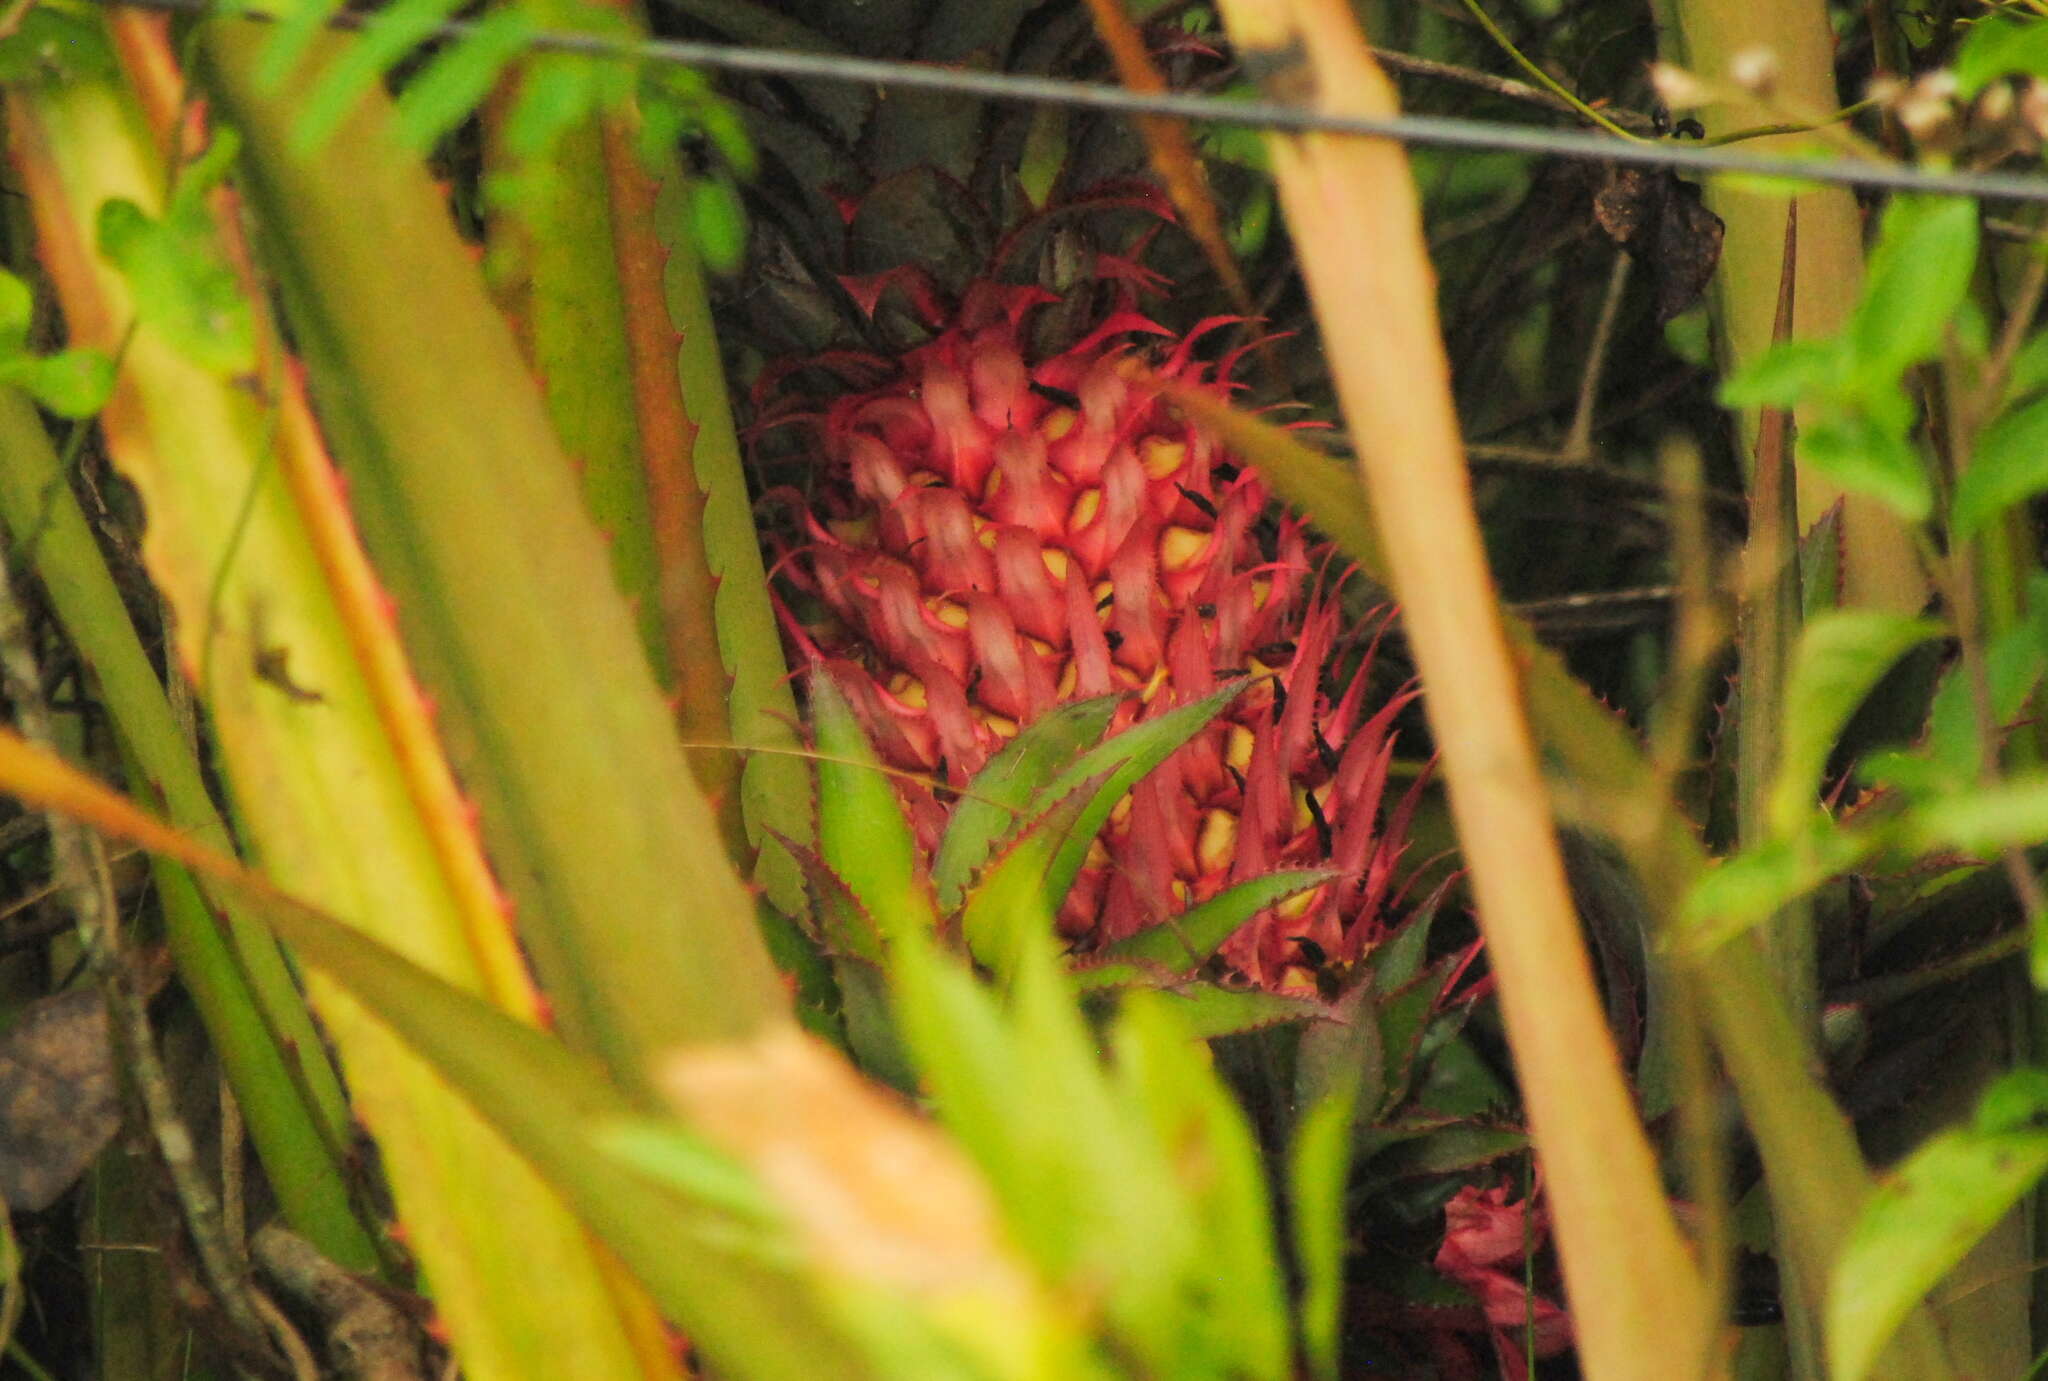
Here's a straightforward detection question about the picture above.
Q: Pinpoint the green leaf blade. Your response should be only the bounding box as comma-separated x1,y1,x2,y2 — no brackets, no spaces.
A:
1828,1079,2048,1381
810,672,939,947
1951,392,2048,541
1768,611,1942,836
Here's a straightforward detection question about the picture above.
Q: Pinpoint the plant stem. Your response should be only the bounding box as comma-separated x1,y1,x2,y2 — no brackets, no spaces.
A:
1210,3,1714,1374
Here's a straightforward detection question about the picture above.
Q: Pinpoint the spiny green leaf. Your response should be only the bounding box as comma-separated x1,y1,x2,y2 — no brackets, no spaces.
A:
1370,879,1452,995
1294,981,1381,1131
1373,951,1463,1116
392,7,538,151
1100,869,1334,970
1801,503,1846,618
1364,1121,1528,1179
1828,1075,2048,1381
1768,611,1943,836
1034,680,1251,909
1140,984,1331,1041
809,672,938,947
775,834,884,967
933,695,1117,912
958,780,1098,977
150,854,867,1377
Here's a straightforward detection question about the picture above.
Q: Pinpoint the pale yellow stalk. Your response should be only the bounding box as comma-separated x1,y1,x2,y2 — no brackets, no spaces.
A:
1208,3,1716,1376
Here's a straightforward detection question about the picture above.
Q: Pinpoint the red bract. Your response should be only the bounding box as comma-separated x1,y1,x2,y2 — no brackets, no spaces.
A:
1435,1182,1574,1380
769,282,1425,991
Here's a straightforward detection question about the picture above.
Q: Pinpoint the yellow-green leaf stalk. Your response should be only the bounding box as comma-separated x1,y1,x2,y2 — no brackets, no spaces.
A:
1653,0,1926,616
7,37,679,1380
197,14,788,1086
1206,3,1713,1374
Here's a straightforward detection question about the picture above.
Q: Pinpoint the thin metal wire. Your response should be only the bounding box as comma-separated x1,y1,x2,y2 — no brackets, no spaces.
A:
117,0,2048,204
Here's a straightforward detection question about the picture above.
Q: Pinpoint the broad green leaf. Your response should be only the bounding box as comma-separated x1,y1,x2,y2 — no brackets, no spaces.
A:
1850,196,1979,391
255,0,348,90
22,63,682,1376
933,696,1118,912
686,175,748,275
1828,1075,2048,1381
1768,611,1942,836
1920,609,2047,781
0,6,116,84
0,351,114,420
884,927,1028,1200
1952,392,2048,540
1679,815,1884,953
1292,1093,1354,1381
1100,869,1335,970
1797,413,1933,524
392,7,538,151
810,673,938,947
0,243,365,1270
94,198,255,377
1034,680,1250,909
0,273,30,351
1901,774,2048,856
948,930,1195,1362
292,0,470,152
1974,1068,2048,1134
1719,338,1843,410
1955,14,2048,97
2002,326,2048,405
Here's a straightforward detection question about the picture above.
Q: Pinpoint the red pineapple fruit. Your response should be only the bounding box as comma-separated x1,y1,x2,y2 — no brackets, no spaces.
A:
766,277,1426,993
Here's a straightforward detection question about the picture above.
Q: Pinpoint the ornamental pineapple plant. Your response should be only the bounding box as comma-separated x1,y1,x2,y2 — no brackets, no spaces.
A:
729,10,1571,1368
767,276,1423,992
